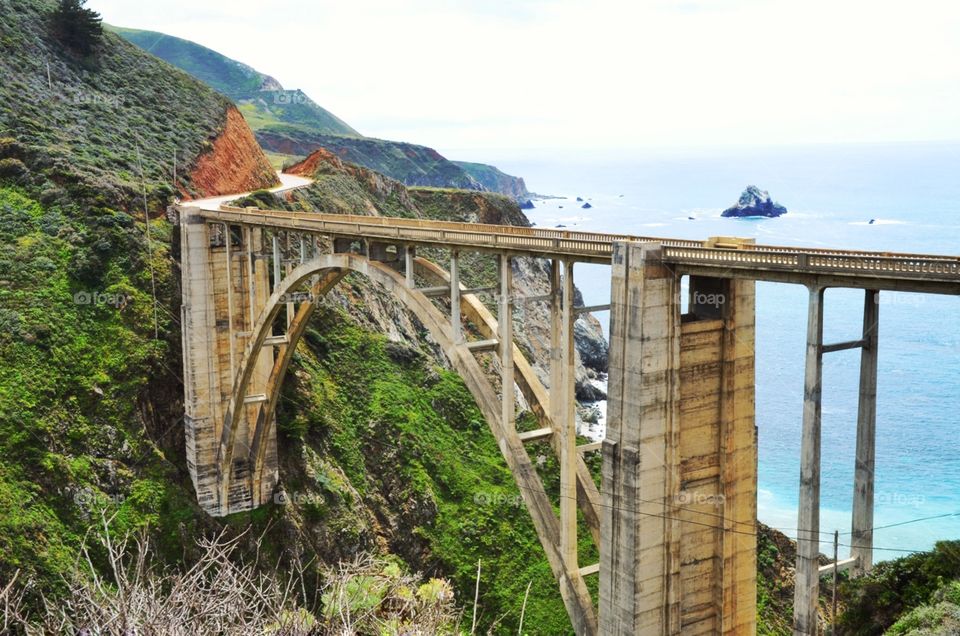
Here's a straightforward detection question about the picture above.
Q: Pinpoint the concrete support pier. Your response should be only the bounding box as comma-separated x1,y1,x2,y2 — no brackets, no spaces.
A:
180,211,278,516
794,286,824,636
851,289,879,574
601,240,757,635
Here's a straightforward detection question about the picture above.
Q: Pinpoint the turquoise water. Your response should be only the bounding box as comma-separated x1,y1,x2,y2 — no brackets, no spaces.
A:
473,142,960,558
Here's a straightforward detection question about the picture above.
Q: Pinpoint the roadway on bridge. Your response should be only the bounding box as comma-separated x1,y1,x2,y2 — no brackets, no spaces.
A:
182,171,960,294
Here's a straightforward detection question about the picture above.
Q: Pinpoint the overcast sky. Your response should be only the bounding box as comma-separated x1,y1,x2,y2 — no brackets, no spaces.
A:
89,0,960,153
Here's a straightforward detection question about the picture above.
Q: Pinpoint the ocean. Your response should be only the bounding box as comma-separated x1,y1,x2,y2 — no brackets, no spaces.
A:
457,142,960,559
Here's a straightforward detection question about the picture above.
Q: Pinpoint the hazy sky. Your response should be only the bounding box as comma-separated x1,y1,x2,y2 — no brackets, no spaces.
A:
89,0,960,152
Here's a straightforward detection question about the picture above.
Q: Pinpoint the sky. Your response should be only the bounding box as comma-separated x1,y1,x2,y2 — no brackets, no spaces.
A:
89,0,960,153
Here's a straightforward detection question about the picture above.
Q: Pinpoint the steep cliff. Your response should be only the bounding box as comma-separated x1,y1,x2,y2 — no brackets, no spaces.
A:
452,160,530,199
186,106,278,197
113,27,531,198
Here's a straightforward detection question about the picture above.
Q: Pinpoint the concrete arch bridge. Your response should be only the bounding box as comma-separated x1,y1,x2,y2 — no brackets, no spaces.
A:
178,203,960,635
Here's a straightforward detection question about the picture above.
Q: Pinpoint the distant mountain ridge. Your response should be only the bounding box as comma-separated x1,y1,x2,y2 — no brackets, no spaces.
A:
112,26,529,198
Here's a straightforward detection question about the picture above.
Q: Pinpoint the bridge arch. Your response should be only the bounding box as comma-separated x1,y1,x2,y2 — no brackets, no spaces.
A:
217,249,600,634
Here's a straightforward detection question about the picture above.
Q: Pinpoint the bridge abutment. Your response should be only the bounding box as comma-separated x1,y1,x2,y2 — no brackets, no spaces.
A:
181,210,279,516
601,240,757,635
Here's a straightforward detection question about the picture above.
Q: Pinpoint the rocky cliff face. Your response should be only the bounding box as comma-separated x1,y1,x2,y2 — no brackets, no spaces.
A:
186,106,278,197
408,188,609,409
452,161,530,200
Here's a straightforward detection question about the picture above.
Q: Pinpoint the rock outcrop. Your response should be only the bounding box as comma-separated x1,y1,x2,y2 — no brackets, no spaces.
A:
452,161,530,200
186,107,278,197
722,185,787,218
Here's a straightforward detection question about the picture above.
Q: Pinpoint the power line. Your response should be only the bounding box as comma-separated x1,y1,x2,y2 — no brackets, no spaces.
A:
841,511,960,536
272,387,945,555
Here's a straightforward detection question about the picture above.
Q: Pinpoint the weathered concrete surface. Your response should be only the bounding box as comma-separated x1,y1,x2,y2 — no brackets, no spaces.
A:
601,240,757,635
180,213,277,516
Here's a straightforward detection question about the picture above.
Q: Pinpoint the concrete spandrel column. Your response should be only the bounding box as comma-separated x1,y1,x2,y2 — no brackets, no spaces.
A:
499,255,515,431
794,285,824,636
851,289,879,575
450,250,461,343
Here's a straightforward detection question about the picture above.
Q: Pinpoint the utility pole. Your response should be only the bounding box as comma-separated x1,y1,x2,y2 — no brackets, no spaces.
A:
832,529,839,634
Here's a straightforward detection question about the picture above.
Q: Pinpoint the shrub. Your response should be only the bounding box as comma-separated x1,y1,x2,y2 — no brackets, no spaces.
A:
838,541,960,635
0,158,28,180
49,0,102,56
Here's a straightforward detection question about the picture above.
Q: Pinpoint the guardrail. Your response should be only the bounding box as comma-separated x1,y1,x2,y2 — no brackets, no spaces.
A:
662,246,960,280
194,205,960,284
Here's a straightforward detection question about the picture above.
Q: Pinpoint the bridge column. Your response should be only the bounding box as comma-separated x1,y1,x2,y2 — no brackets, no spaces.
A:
499,255,515,431
180,208,222,512
794,285,824,636
450,250,462,343
405,245,416,287
601,240,757,635
851,289,879,574
559,261,578,574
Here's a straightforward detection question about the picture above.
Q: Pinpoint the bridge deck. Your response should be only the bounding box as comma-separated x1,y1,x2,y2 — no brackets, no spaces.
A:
193,205,960,294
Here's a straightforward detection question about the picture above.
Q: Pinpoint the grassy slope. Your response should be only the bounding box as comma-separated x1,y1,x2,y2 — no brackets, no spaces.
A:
0,4,238,202
276,310,585,633
0,0,254,602
255,129,484,190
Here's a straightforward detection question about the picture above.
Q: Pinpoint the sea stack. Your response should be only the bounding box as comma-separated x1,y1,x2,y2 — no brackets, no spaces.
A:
722,185,787,218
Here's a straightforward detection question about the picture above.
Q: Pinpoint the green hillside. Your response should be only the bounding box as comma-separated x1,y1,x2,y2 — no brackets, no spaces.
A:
109,26,360,138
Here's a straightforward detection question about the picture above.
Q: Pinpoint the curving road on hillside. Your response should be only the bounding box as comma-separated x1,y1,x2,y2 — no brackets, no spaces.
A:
184,171,313,209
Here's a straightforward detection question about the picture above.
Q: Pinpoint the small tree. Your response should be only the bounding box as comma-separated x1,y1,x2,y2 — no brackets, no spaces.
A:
50,0,103,56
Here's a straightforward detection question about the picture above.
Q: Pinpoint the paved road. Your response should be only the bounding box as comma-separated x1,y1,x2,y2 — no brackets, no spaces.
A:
183,171,313,209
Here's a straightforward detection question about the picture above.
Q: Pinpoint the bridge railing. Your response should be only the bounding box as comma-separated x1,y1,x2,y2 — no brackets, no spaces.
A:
199,205,960,282
662,246,960,280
